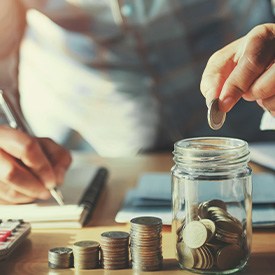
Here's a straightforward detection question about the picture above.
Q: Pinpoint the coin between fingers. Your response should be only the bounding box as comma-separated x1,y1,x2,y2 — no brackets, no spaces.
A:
208,98,226,130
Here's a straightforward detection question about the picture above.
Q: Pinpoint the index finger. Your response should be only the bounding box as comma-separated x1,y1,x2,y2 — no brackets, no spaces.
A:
39,138,72,184
219,24,275,112
0,126,56,188
200,39,238,107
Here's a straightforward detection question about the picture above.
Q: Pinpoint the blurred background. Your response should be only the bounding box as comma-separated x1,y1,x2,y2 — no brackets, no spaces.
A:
0,0,275,157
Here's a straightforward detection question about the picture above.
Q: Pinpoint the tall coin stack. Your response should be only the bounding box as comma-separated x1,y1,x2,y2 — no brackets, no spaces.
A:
130,216,163,271
100,231,130,270
73,240,100,269
48,247,73,269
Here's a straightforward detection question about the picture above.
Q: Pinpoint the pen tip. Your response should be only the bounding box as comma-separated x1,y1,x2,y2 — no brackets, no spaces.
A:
50,188,64,206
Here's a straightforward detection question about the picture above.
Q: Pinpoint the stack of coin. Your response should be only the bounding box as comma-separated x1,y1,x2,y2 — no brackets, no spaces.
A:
48,247,73,269
176,199,247,271
100,231,130,270
73,240,100,269
130,216,163,271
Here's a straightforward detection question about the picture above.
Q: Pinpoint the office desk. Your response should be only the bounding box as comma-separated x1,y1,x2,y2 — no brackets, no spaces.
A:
0,153,275,275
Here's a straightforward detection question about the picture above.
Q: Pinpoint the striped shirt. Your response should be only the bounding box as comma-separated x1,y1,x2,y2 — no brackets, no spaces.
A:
0,0,275,156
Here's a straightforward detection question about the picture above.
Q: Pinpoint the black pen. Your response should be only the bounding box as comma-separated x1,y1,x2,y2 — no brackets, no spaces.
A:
0,89,64,205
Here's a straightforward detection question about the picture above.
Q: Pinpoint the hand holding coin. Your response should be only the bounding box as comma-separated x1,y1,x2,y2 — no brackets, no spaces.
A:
200,23,275,116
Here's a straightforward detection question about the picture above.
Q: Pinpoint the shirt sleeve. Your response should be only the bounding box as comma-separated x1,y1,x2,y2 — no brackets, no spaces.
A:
260,111,275,131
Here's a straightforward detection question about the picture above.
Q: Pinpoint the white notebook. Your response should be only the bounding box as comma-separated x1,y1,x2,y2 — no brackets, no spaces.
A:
0,165,108,229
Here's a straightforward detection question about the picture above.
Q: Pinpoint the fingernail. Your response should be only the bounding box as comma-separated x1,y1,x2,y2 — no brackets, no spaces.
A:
45,181,56,189
44,173,57,189
219,96,235,112
39,191,51,200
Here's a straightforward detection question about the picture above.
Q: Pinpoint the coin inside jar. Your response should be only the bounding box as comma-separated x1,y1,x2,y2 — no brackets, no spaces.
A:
216,244,244,270
208,98,226,130
182,221,208,249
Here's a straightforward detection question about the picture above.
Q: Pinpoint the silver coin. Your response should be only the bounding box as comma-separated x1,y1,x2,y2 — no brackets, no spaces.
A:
73,240,100,248
101,231,129,239
207,98,226,130
49,247,73,255
48,262,70,269
130,216,162,226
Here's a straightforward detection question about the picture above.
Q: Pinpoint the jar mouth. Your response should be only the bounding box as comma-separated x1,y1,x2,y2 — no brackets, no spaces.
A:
173,137,250,167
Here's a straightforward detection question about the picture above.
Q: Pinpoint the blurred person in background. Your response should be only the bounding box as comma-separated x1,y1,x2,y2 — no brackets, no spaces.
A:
0,0,274,204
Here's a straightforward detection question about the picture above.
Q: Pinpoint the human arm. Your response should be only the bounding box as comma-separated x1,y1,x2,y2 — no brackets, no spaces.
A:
0,127,72,204
0,1,72,204
200,23,275,114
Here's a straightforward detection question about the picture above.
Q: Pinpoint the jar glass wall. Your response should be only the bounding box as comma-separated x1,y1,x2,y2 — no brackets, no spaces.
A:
171,137,252,274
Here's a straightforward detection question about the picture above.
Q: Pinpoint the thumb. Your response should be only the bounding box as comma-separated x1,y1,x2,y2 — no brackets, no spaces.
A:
219,24,275,112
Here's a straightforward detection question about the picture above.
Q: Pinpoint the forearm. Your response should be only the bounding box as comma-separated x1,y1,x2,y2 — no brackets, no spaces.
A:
0,1,26,57
0,0,27,108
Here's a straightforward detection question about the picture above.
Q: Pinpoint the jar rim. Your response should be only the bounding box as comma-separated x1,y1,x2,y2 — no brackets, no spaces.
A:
173,137,250,167
174,137,248,152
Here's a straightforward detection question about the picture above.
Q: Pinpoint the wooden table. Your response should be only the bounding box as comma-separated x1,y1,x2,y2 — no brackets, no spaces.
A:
1,153,275,275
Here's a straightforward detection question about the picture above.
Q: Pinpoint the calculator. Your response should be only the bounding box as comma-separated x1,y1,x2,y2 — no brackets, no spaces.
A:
0,220,31,261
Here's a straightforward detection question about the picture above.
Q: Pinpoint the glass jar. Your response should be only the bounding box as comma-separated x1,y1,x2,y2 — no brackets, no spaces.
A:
171,137,252,274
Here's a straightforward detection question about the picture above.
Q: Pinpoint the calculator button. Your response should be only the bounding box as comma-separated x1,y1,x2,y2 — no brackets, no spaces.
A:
0,220,31,260
5,231,11,238
0,231,12,241
0,235,7,242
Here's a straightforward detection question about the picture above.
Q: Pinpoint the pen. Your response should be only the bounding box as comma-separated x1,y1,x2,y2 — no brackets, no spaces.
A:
0,89,64,205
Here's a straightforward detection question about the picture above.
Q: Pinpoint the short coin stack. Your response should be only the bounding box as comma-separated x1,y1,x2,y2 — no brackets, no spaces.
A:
73,241,100,269
177,199,247,271
130,216,163,271
48,247,73,269
100,231,130,270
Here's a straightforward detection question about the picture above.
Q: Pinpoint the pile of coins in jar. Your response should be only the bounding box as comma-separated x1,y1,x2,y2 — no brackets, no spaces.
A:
48,216,163,271
176,199,248,271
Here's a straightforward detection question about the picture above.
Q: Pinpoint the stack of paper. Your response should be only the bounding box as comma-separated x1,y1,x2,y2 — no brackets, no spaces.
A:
115,172,275,227
249,142,275,170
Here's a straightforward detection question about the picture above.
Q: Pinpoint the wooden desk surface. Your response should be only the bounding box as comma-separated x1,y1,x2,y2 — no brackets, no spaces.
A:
1,153,275,275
